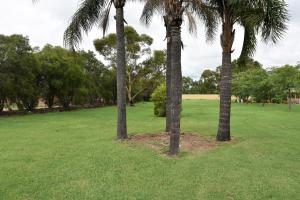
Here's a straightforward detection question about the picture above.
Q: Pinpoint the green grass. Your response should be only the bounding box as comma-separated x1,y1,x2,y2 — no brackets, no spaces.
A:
0,100,299,200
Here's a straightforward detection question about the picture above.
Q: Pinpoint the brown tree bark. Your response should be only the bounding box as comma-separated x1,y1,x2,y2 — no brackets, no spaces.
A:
165,18,172,133
115,2,128,140
217,52,232,141
217,12,234,142
169,24,182,156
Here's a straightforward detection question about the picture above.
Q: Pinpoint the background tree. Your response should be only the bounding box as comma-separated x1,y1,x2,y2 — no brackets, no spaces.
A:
270,65,300,110
95,26,164,106
75,50,117,105
0,34,40,112
64,0,130,139
232,57,262,74
140,50,166,101
182,77,195,94
232,68,273,105
232,71,252,103
199,69,218,94
37,45,86,109
248,69,273,105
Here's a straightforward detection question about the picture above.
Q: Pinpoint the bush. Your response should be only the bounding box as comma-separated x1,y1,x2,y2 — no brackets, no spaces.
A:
151,84,166,117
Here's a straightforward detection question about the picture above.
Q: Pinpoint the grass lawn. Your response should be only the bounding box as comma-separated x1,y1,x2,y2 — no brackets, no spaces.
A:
0,100,299,200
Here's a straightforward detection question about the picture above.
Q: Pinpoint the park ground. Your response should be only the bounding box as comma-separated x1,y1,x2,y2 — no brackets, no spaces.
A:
0,100,299,199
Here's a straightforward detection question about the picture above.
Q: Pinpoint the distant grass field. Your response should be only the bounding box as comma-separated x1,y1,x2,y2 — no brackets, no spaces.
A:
0,100,299,200
182,94,221,100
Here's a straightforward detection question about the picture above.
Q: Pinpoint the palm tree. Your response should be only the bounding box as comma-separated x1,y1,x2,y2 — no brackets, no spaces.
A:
140,0,217,155
64,0,129,140
205,0,288,141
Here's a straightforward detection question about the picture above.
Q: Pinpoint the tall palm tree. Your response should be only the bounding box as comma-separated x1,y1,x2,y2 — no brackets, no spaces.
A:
140,0,217,155
64,0,130,140
205,0,288,141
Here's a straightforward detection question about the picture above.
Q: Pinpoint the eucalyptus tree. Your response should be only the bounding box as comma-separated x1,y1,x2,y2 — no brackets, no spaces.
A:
140,0,217,155
94,26,155,106
64,0,130,140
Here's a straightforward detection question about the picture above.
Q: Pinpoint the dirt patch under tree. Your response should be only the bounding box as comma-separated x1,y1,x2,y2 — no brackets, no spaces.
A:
128,132,220,155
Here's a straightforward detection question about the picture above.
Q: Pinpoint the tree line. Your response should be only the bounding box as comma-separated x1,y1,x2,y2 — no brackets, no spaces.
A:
182,58,300,110
0,31,166,112
232,64,300,110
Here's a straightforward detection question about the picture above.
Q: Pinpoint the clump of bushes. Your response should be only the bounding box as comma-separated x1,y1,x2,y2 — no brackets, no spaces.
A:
151,84,166,117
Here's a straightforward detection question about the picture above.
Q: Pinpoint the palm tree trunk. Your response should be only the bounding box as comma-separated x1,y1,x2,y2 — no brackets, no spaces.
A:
166,27,172,133
217,52,232,141
115,6,128,140
169,25,182,156
217,14,234,141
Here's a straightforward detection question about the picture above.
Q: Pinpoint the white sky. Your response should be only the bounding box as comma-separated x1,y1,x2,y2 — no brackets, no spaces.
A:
0,0,299,79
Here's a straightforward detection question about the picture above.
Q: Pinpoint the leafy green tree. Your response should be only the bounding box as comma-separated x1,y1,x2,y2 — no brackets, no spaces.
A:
64,0,130,139
95,26,163,106
206,0,289,141
200,69,218,94
232,57,262,74
182,77,203,94
75,50,117,105
232,71,252,103
0,34,40,112
182,77,194,94
37,45,86,109
247,69,273,106
270,65,300,110
232,68,273,105
140,50,166,101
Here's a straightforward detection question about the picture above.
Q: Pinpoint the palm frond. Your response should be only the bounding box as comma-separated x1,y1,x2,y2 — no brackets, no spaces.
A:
63,0,108,48
239,24,257,61
188,2,219,41
259,0,289,43
140,0,164,26
99,0,113,36
185,11,197,35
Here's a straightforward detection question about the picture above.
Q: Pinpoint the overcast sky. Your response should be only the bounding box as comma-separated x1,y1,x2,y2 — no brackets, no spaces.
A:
0,0,299,79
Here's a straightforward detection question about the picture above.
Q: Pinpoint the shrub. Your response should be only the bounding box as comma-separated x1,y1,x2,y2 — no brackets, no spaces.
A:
151,84,166,117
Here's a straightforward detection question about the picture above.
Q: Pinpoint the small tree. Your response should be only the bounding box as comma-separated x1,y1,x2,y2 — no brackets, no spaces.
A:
151,84,166,117
200,70,219,94
270,65,300,111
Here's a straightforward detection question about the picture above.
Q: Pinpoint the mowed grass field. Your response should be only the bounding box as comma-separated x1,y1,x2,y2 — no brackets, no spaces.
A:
0,100,299,200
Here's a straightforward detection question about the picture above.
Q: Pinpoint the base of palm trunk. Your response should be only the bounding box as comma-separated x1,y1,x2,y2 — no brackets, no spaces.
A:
117,134,128,140
169,133,180,155
216,132,231,141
